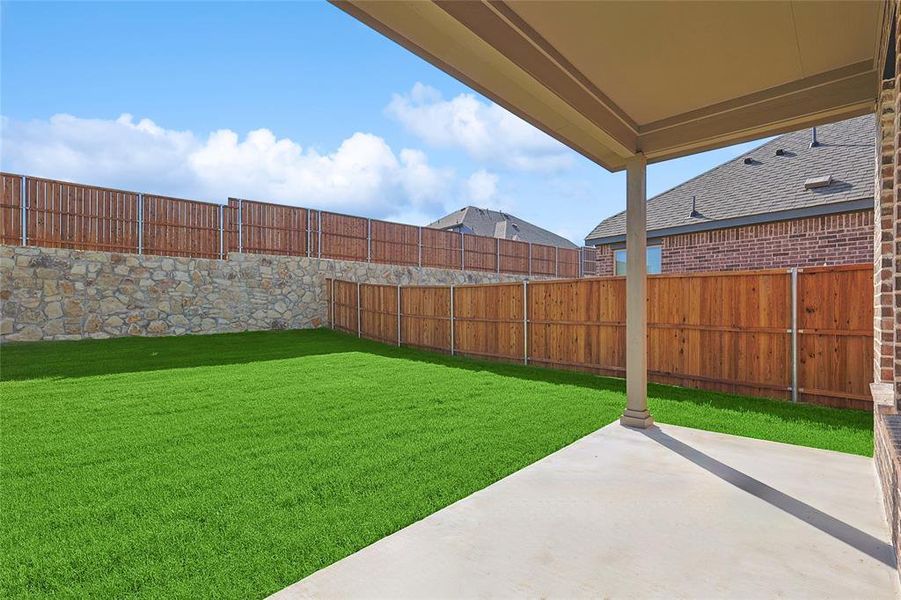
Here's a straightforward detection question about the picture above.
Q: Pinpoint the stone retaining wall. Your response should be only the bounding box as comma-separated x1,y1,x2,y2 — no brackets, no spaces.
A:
0,245,530,342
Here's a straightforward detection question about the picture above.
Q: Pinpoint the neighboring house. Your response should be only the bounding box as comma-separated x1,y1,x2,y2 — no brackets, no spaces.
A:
429,206,578,249
584,115,875,275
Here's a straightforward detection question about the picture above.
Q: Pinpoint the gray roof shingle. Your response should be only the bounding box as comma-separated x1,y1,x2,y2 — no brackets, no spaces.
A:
585,115,875,244
429,207,578,249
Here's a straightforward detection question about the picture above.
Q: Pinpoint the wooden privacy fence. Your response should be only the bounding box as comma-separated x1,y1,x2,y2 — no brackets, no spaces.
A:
328,264,873,410
1,172,590,276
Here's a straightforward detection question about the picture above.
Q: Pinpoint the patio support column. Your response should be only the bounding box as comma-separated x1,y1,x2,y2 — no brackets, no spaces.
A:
620,153,653,429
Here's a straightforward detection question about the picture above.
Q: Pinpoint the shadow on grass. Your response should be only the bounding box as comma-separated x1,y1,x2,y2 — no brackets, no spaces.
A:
2,328,871,438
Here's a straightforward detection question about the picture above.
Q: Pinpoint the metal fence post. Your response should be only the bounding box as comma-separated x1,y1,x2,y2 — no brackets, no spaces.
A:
367,218,372,262
137,192,144,255
317,211,322,259
396,284,401,346
306,210,311,257
329,278,335,329
417,227,423,267
19,176,26,246
357,281,361,338
218,204,224,259
450,284,455,355
790,267,799,402
523,280,528,365
460,232,465,270
237,199,243,253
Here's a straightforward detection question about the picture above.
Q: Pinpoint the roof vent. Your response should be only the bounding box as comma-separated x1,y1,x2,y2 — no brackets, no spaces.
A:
689,195,701,218
775,148,786,156
743,157,754,165
809,127,820,148
804,175,832,190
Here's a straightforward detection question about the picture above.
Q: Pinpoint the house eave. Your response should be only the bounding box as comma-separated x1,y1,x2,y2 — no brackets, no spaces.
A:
584,198,872,246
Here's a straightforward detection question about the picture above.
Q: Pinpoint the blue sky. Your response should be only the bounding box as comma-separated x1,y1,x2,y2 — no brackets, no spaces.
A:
1,1,768,244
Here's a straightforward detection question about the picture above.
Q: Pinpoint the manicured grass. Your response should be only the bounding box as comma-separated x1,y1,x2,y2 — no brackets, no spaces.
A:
1,329,872,598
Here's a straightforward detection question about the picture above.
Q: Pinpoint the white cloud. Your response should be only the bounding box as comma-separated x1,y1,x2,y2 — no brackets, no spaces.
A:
0,113,454,220
386,83,573,173
465,170,498,204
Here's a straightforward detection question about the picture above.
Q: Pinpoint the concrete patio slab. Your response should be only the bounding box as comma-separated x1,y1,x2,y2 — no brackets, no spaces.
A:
272,423,899,599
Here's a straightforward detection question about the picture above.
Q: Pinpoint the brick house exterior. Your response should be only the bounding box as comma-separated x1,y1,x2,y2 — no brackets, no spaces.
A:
585,116,875,276
869,2,900,577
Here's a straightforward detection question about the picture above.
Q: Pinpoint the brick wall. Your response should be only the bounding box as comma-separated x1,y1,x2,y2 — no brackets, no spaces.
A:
874,3,901,588
590,210,873,276
595,244,613,276
894,0,901,410
877,79,896,385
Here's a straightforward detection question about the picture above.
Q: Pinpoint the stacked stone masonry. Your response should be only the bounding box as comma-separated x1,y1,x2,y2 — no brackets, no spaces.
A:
0,245,531,343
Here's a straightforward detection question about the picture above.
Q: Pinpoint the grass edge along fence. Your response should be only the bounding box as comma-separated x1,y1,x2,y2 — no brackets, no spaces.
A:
328,264,873,410
0,172,593,276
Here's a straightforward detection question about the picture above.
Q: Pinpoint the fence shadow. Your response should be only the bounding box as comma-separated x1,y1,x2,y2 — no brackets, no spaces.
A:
2,328,871,442
1,328,355,381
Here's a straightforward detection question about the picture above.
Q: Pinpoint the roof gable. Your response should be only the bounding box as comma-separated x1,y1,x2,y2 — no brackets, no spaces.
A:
429,206,577,249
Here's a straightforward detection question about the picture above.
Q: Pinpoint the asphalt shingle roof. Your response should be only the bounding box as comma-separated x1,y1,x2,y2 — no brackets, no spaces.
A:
585,114,875,243
429,207,578,249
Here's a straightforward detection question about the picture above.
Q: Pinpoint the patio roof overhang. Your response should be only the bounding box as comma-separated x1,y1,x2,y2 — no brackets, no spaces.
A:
333,0,889,171
334,0,892,428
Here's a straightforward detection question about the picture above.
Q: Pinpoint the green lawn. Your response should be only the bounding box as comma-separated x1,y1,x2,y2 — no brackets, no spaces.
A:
1,328,872,599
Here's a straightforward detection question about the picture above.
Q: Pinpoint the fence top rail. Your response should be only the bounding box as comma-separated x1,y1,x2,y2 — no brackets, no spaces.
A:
226,197,308,210
796,264,871,274
143,193,223,208
5,172,143,196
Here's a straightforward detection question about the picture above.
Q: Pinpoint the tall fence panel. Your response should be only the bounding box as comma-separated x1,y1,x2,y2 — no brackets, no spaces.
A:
421,227,463,270
646,271,792,400
338,264,874,409
231,199,307,256
143,195,221,259
557,248,581,278
580,247,598,277
360,283,400,345
27,177,141,253
400,286,452,352
318,211,367,261
498,239,530,274
0,174,23,245
797,265,873,409
370,220,419,265
453,283,525,361
331,279,360,336
530,243,557,276
462,233,498,272
528,278,626,376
